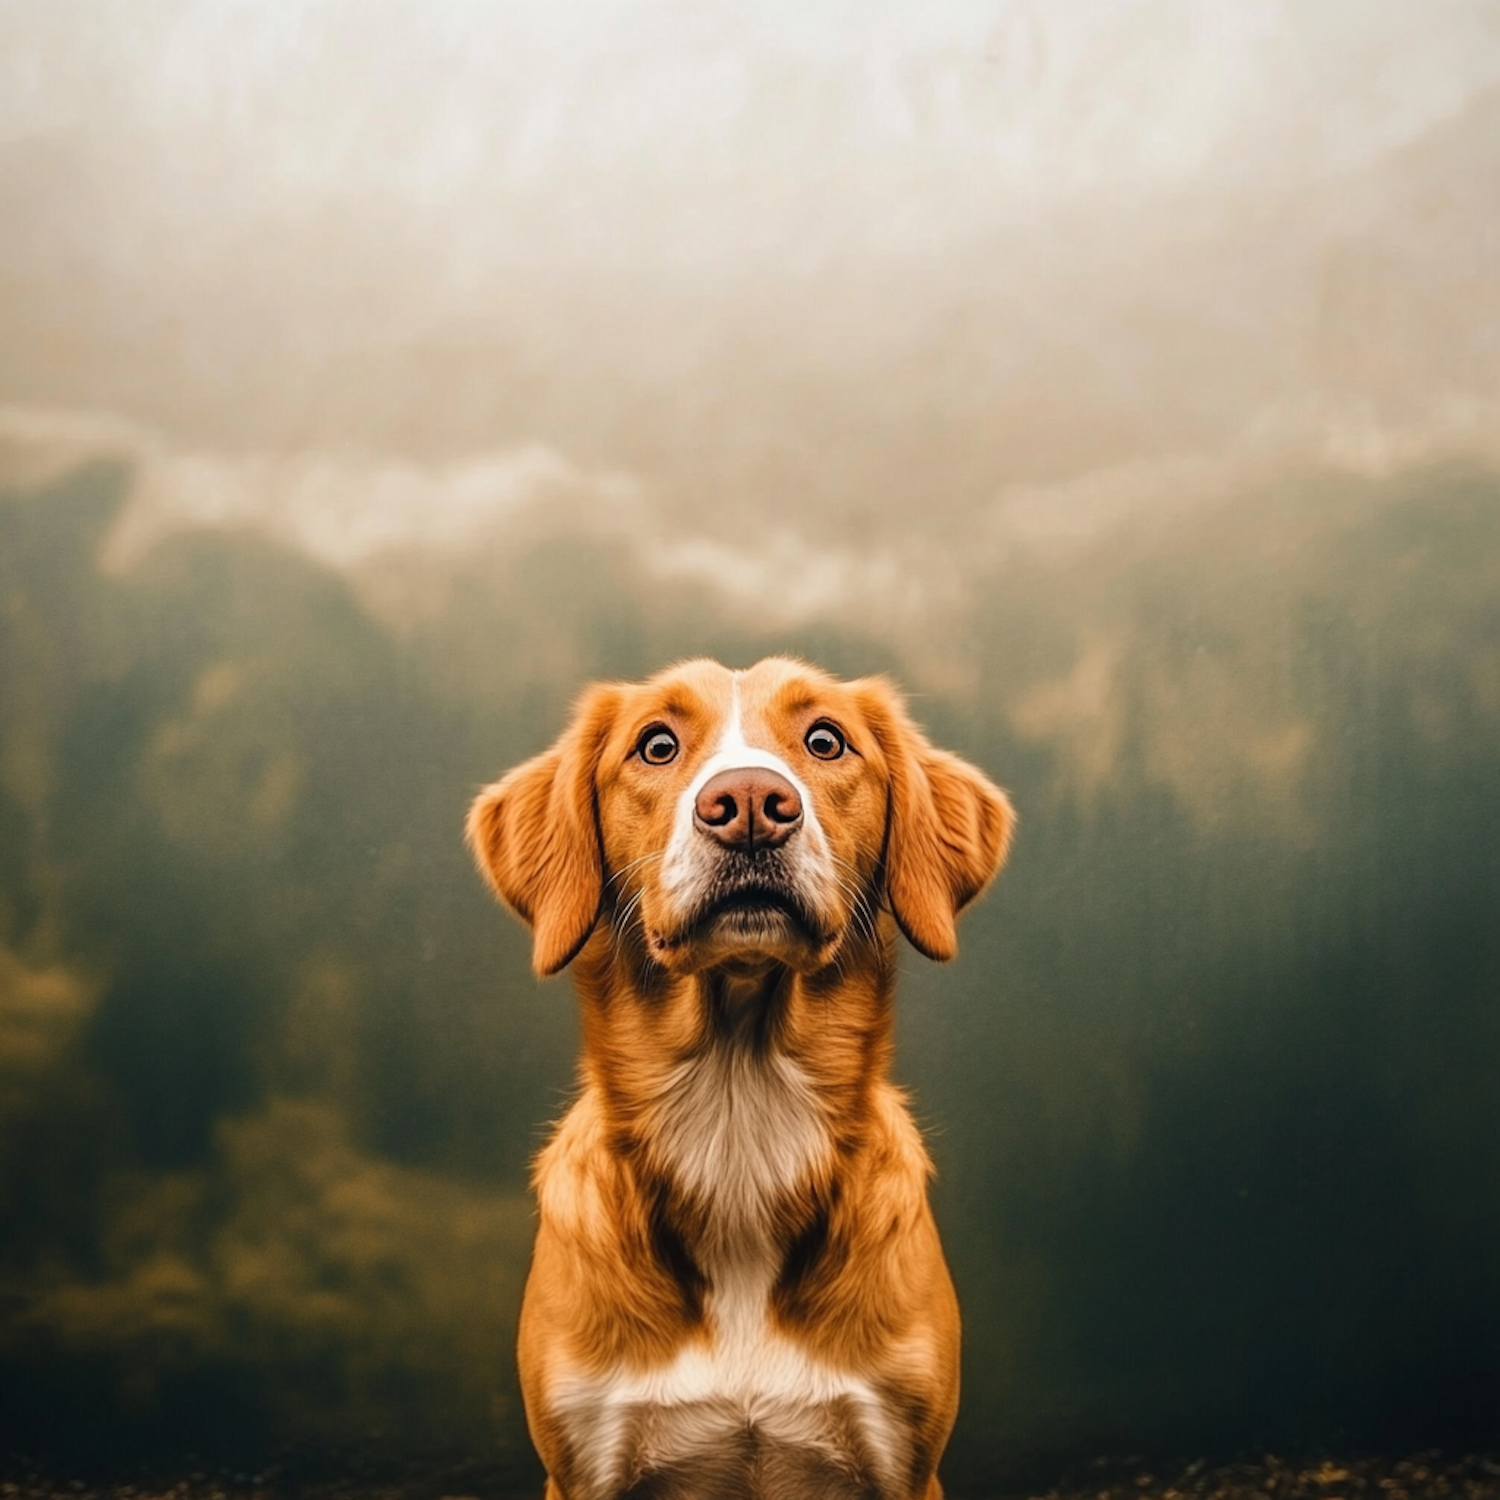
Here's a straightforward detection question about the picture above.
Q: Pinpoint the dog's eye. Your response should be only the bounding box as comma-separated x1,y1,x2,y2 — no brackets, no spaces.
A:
804,723,845,760
637,727,679,765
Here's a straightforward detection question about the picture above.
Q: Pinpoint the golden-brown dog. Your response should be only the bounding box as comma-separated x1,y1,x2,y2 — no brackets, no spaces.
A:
467,657,1012,1500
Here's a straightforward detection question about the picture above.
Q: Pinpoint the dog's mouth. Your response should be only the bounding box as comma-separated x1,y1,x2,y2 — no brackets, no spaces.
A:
655,879,830,954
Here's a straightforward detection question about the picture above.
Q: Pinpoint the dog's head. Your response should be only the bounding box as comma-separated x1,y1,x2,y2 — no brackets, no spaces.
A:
467,658,1013,976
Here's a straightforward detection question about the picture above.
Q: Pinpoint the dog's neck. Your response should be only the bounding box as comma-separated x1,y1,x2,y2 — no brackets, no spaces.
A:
570,926,900,1218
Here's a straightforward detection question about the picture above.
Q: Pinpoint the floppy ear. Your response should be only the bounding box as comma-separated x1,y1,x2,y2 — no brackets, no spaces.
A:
857,680,1015,963
466,685,620,977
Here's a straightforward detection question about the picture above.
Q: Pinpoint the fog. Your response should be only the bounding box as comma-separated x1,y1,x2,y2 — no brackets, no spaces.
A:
5,1,1500,506
1,2,1499,1490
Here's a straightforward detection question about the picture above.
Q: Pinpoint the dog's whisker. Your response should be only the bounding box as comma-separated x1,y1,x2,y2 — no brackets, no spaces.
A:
826,855,883,945
605,849,665,891
825,868,880,949
611,886,650,944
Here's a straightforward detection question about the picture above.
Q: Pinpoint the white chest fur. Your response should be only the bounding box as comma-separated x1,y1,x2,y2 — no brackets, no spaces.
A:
549,1042,906,1499
651,1033,827,1241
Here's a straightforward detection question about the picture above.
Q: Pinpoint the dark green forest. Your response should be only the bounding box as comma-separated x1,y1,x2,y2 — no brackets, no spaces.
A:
1,461,1498,1488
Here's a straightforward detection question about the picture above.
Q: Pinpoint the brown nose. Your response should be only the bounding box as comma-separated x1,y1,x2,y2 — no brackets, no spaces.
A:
694,767,803,852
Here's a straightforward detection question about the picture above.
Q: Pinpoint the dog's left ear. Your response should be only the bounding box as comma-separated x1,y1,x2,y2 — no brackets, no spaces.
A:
466,685,621,977
856,680,1014,963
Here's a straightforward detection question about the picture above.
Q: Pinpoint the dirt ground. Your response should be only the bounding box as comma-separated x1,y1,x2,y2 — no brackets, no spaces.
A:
1020,1454,1500,1500
2,1452,1499,1500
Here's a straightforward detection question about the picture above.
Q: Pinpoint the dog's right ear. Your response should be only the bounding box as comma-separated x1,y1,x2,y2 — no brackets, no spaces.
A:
466,684,621,977
855,677,1014,963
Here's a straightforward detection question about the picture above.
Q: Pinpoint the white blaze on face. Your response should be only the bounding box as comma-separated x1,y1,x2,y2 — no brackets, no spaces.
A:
659,673,832,906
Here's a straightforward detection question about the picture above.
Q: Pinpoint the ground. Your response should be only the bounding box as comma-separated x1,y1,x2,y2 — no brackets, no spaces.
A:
2,1453,1498,1500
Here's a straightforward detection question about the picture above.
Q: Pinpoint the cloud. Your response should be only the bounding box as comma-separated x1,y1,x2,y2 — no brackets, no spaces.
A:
1,403,961,635
0,944,99,1125
2,2,1498,484
985,391,1500,561
646,530,944,624
0,404,640,571
24,1098,534,1441
4,2,1496,197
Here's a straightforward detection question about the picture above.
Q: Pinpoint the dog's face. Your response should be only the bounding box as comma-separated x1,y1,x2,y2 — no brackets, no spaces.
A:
468,657,1012,977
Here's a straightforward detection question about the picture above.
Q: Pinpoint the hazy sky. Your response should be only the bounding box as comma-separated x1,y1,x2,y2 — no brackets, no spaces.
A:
5,2,1496,195
4,15,1500,1464
2,0,1498,573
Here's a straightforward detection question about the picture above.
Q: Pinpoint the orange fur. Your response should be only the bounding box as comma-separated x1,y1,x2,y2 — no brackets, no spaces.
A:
468,658,1013,1500
467,683,621,976
854,682,1014,963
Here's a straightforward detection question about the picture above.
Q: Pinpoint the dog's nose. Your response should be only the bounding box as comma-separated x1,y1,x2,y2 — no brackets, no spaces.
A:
694,767,803,852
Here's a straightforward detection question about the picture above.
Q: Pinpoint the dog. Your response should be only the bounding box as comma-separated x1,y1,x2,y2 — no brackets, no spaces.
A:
467,657,1013,1500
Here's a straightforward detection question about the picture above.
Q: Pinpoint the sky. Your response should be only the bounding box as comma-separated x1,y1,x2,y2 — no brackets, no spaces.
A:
1,0,1498,601
4,6,1500,1470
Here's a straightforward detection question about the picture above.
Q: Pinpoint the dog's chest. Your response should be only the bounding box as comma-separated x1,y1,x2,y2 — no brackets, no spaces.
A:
651,1038,827,1231
550,1047,908,1499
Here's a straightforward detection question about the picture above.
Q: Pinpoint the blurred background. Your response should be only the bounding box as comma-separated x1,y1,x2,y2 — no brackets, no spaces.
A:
2,1,1499,1491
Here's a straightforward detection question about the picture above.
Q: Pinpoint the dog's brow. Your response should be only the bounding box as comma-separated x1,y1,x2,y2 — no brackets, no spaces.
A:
780,690,821,716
